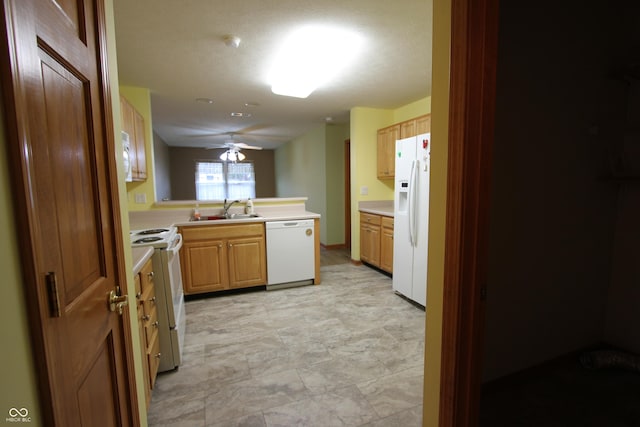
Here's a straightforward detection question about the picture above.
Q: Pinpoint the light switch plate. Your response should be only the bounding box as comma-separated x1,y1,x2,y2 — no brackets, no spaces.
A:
134,193,147,204
360,186,368,195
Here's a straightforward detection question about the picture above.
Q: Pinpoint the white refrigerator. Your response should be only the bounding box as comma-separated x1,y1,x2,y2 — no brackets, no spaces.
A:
392,133,431,306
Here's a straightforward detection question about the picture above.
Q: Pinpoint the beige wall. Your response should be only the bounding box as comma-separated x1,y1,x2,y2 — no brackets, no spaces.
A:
423,0,448,424
169,146,276,200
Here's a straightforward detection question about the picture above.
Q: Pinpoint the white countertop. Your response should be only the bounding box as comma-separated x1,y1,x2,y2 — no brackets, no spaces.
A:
358,200,394,217
131,247,154,275
129,202,320,230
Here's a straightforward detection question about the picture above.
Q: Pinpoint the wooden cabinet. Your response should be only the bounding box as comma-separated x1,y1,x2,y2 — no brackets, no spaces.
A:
377,114,431,180
377,124,400,179
400,120,416,139
120,96,147,181
360,213,381,266
380,216,394,273
416,114,431,134
135,257,159,409
179,223,267,295
360,212,394,273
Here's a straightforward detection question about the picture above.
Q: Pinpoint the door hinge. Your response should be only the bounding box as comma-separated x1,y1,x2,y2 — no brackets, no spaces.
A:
46,272,61,318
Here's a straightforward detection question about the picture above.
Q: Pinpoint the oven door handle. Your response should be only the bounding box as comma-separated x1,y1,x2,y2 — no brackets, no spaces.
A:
167,233,183,254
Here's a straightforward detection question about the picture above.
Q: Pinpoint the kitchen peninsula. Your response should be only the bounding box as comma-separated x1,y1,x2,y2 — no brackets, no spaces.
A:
130,198,321,295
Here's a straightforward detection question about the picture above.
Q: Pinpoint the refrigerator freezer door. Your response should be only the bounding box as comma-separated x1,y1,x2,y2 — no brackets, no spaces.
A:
411,133,431,306
393,137,417,300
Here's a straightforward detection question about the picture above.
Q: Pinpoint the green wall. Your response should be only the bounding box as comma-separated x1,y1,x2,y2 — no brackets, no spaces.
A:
274,123,349,246
0,78,42,427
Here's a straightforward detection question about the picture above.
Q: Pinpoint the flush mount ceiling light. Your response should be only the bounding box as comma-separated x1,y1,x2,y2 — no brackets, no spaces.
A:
223,34,241,48
219,150,245,162
268,25,364,98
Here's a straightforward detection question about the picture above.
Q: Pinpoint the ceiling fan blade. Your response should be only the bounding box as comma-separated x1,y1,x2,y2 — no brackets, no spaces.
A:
235,143,263,150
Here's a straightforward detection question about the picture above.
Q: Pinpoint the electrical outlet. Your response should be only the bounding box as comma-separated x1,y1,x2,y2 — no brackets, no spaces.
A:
134,193,147,204
360,186,368,195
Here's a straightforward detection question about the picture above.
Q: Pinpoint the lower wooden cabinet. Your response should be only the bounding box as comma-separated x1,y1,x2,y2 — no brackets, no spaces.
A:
380,216,394,273
360,212,394,274
135,257,159,409
179,223,267,295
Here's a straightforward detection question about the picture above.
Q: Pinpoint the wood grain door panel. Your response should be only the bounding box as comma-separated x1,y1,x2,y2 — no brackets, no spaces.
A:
1,0,137,424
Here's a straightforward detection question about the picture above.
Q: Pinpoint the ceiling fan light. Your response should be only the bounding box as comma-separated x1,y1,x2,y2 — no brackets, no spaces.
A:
219,149,245,162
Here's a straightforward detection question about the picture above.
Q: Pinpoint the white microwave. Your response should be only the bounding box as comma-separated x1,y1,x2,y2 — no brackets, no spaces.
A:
122,131,132,182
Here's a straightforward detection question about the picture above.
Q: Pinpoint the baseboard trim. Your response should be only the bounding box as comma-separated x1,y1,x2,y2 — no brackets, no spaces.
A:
321,243,347,250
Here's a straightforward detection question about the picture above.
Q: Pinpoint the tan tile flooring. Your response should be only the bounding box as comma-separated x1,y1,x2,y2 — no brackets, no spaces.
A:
148,248,425,426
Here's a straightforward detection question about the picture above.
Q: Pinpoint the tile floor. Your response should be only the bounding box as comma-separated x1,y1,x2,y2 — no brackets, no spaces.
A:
148,249,425,426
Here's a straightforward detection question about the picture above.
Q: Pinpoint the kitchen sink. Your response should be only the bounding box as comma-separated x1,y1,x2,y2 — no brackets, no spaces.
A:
229,213,262,219
192,213,262,221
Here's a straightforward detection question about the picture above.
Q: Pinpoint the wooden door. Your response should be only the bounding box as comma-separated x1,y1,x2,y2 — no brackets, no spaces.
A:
0,0,137,425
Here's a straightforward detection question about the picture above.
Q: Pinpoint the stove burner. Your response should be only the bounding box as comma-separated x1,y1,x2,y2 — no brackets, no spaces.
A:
134,237,163,244
137,228,170,235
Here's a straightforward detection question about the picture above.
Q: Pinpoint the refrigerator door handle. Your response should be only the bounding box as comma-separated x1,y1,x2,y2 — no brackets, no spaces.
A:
408,159,417,246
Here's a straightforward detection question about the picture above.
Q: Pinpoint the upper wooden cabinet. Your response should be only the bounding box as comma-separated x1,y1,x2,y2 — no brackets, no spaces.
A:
377,114,430,180
377,124,400,179
120,96,147,181
416,114,431,134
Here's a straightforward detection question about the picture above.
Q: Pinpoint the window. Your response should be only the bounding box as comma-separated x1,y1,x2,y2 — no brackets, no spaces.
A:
195,161,255,200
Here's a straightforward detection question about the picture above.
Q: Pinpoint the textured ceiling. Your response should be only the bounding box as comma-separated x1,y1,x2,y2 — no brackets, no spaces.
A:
113,0,432,149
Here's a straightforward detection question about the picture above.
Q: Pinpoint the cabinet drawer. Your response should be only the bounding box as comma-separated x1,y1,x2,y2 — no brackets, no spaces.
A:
139,259,154,294
144,307,159,348
147,332,161,389
181,223,264,241
360,213,381,226
381,216,394,229
141,284,156,316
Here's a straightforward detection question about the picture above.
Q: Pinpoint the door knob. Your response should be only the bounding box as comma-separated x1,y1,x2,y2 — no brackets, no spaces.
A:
108,290,129,315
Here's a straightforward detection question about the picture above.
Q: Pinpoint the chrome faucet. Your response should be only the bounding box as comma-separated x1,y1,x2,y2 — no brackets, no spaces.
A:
223,198,240,218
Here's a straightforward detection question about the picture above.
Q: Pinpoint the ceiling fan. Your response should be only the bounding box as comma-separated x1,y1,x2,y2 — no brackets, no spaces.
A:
204,133,263,151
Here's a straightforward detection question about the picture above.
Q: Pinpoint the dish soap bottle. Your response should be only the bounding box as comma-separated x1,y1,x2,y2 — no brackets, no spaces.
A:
245,198,254,215
193,203,201,221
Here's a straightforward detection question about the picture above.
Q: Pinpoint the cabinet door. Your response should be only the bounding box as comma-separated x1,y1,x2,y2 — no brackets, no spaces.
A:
416,114,431,134
400,119,416,138
132,109,147,180
181,240,228,294
380,222,394,273
360,224,381,266
377,125,400,179
227,236,267,288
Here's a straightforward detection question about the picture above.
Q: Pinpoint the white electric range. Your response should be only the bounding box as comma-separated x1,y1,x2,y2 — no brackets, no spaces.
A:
130,227,185,372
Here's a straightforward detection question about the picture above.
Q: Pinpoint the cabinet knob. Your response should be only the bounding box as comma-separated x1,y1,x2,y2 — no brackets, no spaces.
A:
142,314,150,321
150,296,156,304
147,271,154,281
155,353,161,359
152,321,159,328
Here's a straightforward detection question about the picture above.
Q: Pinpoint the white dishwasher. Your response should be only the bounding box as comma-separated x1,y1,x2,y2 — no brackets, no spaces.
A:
266,220,315,289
